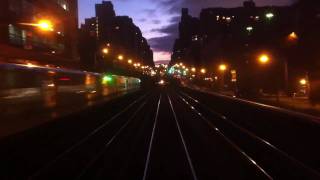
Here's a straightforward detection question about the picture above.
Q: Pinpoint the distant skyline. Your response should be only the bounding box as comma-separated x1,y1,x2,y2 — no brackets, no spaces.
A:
78,0,293,62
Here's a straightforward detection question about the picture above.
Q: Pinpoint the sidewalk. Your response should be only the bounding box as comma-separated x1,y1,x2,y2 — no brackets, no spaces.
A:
259,96,320,117
186,84,320,117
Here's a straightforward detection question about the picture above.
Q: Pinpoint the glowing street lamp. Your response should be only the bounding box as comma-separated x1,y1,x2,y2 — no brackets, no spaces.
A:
191,67,196,72
118,55,124,61
266,13,275,19
258,54,270,64
300,78,307,86
200,68,206,74
219,64,227,72
37,20,54,31
102,48,109,54
128,59,133,64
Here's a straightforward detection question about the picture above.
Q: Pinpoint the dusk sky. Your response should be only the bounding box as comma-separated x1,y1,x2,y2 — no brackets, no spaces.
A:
78,0,293,62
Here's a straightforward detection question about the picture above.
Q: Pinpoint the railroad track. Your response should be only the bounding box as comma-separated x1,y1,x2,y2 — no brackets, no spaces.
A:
1,87,319,179
177,90,320,179
28,93,150,179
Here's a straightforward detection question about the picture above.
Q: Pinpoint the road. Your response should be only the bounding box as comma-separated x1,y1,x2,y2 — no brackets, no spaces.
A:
0,86,319,179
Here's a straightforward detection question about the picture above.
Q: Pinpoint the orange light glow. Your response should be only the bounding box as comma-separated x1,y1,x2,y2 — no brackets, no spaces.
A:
102,48,109,54
288,32,298,41
37,20,54,31
258,54,270,64
219,64,227,71
118,55,124,60
300,78,307,85
200,68,206,74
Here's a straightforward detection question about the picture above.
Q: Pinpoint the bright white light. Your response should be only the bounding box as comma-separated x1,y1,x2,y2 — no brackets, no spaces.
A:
266,13,274,19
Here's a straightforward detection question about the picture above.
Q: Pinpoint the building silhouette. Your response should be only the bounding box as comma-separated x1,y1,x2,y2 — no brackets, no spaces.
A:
80,1,154,72
171,0,320,97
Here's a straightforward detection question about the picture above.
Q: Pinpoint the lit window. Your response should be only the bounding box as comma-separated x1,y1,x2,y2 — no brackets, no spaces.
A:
246,26,253,32
57,0,68,11
192,35,199,41
62,4,67,10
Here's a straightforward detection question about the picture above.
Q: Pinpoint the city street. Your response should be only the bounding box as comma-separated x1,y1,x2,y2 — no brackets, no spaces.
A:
0,86,319,180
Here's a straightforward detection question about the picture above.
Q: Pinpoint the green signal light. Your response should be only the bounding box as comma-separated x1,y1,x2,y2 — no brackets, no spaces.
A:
102,75,113,84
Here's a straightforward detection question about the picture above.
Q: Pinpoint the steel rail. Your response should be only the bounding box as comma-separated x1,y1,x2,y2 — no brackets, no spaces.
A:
180,91,320,178
177,93,273,180
142,94,162,180
29,93,149,180
168,94,199,180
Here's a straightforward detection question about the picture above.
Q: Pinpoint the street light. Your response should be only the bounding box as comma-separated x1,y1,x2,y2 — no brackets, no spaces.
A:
219,64,227,71
300,78,307,85
37,19,54,31
102,48,109,54
258,54,270,64
200,68,206,74
128,59,133,64
118,55,124,61
266,13,275,19
191,67,196,72
218,64,227,91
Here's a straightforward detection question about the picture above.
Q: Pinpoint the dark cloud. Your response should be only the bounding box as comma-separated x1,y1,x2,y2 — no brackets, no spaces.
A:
159,0,177,7
152,19,161,24
151,23,178,34
148,17,180,52
149,35,176,52
157,0,294,16
142,8,157,16
169,16,181,23
138,18,147,22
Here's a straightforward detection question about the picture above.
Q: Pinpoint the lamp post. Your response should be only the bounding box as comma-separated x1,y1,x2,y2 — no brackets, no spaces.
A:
257,53,289,100
219,64,227,91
